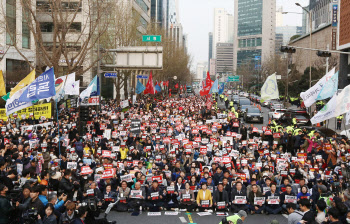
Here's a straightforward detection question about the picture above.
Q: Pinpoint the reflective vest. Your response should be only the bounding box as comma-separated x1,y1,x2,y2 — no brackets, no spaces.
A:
220,215,242,224
286,126,294,133
234,112,238,118
292,118,297,125
220,94,224,98
293,128,302,135
272,120,277,126
337,115,343,120
225,97,228,101
230,101,234,106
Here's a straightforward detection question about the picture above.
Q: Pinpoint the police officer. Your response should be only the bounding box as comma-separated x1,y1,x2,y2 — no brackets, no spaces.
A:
336,115,343,130
229,100,234,110
219,210,247,224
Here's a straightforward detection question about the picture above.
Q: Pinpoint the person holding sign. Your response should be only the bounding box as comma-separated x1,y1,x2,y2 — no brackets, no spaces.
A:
248,184,264,214
128,182,146,213
146,180,164,212
179,182,196,212
281,185,297,211
116,181,130,212
196,182,213,212
264,184,282,215
163,181,179,211
231,182,248,213
213,183,229,211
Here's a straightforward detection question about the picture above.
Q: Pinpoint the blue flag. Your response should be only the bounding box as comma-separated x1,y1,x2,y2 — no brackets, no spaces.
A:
155,84,162,93
209,79,219,94
316,71,338,101
19,67,56,103
90,76,100,96
136,80,146,94
80,75,98,100
218,83,225,95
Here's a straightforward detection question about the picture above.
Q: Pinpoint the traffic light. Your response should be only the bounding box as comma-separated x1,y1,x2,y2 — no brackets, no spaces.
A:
80,106,90,122
316,51,332,57
280,46,296,53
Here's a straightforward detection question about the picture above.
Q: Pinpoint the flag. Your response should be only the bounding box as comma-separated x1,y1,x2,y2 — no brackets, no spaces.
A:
300,68,335,107
175,83,179,89
6,87,33,116
200,85,211,96
316,71,338,101
18,67,56,103
169,89,172,97
143,71,155,95
1,92,10,101
261,73,279,102
90,76,100,96
136,80,146,94
310,94,337,124
10,69,36,97
218,83,225,95
209,79,219,94
155,84,162,93
53,75,67,101
0,71,5,96
80,75,98,100
64,73,78,95
346,111,350,125
334,84,350,117
205,71,213,87
68,81,80,96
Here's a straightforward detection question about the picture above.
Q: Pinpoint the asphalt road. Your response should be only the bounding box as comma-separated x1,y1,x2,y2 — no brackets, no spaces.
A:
104,210,288,224
218,97,347,133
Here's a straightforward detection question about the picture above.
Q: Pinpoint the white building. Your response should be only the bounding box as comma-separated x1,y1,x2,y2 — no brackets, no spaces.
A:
213,8,234,59
0,0,36,91
210,59,216,77
196,62,207,80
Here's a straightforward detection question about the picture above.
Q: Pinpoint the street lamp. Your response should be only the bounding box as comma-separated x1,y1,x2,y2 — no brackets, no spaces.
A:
296,2,312,88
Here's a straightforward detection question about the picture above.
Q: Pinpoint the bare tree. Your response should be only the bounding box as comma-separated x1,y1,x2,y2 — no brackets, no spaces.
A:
1,0,113,79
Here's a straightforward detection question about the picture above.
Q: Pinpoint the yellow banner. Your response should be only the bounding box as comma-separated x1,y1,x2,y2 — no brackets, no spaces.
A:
0,103,52,121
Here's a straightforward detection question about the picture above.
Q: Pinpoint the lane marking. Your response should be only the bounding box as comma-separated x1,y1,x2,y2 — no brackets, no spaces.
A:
179,217,187,223
186,212,196,224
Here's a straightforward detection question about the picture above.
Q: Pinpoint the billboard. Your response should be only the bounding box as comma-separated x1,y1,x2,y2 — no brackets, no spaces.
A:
338,0,350,50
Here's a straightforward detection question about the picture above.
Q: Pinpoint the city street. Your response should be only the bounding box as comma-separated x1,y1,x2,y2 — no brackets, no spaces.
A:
105,211,288,224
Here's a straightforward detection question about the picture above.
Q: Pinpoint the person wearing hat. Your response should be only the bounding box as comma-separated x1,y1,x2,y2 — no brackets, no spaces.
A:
219,210,247,224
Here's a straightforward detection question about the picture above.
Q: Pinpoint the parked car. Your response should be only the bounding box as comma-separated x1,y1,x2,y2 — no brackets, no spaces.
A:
268,109,287,120
270,103,284,111
262,100,271,107
244,107,264,123
279,109,311,125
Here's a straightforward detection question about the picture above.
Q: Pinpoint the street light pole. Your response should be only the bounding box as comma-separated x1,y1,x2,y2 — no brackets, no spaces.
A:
296,3,312,88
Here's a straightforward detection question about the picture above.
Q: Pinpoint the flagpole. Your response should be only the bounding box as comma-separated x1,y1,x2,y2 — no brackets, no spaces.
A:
56,100,61,162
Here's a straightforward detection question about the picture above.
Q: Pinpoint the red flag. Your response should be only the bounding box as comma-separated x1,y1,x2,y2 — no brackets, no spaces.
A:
144,71,155,94
200,85,211,96
169,89,172,97
175,83,179,89
205,71,213,87
180,85,183,90
155,81,158,86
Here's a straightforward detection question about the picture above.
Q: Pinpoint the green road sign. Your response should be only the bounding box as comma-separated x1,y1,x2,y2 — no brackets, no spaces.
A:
142,35,162,42
227,76,239,82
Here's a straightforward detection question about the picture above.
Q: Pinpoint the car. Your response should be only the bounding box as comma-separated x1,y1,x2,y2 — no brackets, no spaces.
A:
279,109,311,125
244,107,264,123
240,105,254,117
232,95,240,104
270,103,284,111
238,98,251,110
268,109,287,120
186,86,192,93
262,100,270,107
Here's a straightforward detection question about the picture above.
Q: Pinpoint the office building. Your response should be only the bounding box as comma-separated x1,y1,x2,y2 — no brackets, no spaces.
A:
209,32,213,70
233,0,276,73
216,43,233,74
196,62,208,80
213,8,234,58
275,26,302,54
210,59,216,77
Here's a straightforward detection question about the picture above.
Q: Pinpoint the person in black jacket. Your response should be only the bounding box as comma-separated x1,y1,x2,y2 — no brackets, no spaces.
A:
163,182,179,210
299,199,316,224
146,181,164,212
264,184,282,214
0,184,14,224
231,182,248,213
28,185,45,218
213,183,229,211
213,167,224,186
281,185,297,211
59,170,74,200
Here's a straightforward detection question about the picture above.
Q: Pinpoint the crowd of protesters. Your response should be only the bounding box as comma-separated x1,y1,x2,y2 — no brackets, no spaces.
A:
0,91,350,224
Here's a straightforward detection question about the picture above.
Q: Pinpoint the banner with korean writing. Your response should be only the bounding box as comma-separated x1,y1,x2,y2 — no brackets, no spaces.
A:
0,103,52,121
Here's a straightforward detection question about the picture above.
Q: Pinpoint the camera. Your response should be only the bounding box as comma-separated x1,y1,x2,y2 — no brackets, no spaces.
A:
22,208,38,224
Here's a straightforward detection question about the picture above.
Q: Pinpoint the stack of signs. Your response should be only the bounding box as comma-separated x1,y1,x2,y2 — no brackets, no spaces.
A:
130,119,141,134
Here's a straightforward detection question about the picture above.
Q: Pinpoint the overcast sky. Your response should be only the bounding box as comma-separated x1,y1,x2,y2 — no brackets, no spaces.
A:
179,0,309,70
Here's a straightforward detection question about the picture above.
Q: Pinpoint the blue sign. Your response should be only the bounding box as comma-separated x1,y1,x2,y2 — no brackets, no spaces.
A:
332,4,338,27
104,73,117,78
255,56,261,61
137,75,148,79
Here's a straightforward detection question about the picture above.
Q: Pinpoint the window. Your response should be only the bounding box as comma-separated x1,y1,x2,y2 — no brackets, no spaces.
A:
36,1,82,12
134,0,149,14
22,8,30,49
40,22,82,32
6,0,16,45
